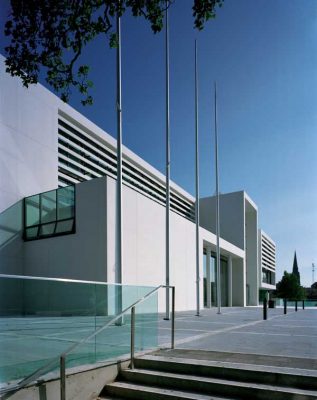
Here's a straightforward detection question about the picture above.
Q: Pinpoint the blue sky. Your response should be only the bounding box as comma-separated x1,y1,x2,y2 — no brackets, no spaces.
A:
1,0,316,286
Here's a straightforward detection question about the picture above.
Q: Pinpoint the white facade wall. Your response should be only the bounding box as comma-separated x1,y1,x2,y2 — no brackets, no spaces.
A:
0,56,58,213
107,176,198,311
199,192,245,250
245,197,258,305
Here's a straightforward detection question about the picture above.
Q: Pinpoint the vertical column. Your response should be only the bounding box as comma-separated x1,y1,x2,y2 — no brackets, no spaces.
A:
115,9,123,320
228,255,232,307
165,0,171,320
206,248,211,308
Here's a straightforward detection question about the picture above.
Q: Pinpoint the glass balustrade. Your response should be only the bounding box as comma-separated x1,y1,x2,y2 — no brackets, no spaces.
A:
0,275,157,390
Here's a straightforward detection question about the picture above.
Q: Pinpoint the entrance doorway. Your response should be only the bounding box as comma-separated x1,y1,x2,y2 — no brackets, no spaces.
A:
203,249,228,307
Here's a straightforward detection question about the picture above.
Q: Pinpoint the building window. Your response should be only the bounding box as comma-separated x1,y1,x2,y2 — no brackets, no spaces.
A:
262,268,275,285
24,186,75,241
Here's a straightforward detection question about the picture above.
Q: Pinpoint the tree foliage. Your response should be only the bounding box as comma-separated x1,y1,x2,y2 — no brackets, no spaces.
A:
4,0,224,105
276,271,306,301
305,282,317,300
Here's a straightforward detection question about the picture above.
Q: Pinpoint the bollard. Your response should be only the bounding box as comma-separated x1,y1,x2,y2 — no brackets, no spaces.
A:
283,299,287,315
263,298,267,320
302,300,305,310
130,306,135,369
295,300,298,312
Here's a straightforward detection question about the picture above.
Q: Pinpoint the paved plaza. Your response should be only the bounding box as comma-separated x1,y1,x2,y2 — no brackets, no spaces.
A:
159,306,317,363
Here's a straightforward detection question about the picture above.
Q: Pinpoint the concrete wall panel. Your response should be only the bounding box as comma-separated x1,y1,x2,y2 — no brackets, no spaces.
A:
0,56,58,213
200,192,245,250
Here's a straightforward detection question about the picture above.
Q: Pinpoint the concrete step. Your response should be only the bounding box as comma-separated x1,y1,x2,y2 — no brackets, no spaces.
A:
135,355,317,391
119,368,317,400
101,381,235,400
154,349,317,371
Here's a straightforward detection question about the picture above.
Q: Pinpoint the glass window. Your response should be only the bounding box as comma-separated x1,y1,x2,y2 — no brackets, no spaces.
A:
57,186,75,220
25,195,40,227
25,226,39,239
41,190,57,224
24,185,75,241
55,220,74,234
40,223,56,236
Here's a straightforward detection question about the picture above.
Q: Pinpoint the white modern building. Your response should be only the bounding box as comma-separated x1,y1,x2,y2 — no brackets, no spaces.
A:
0,55,275,311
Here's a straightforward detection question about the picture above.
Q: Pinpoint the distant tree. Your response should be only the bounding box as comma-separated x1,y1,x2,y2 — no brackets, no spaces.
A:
276,271,305,301
3,0,224,105
292,251,300,284
305,282,317,300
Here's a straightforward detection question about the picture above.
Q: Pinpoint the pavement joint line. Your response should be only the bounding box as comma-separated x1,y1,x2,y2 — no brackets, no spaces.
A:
172,312,291,347
175,319,236,325
229,331,317,338
272,324,317,328
157,327,209,332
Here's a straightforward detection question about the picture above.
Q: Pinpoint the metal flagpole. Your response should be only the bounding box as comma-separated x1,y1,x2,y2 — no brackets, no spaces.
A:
195,40,200,316
165,1,171,320
214,82,221,315
115,8,123,317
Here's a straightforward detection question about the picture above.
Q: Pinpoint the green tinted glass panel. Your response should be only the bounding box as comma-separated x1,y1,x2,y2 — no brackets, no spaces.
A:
0,201,23,247
41,190,56,223
40,223,56,236
55,220,73,234
57,186,74,220
25,226,39,239
25,195,40,227
0,276,157,389
24,186,75,241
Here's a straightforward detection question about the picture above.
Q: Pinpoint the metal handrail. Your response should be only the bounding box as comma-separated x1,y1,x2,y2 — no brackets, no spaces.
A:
1,284,175,399
60,284,175,400
0,273,155,287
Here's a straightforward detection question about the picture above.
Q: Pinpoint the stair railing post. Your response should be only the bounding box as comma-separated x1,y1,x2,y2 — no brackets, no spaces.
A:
60,355,66,400
171,286,175,349
130,306,135,369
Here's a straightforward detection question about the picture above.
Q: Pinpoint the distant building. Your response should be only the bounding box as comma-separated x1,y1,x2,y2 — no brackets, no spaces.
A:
258,230,276,302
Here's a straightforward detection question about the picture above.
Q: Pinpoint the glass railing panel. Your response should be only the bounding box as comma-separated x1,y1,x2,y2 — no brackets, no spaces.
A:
135,291,159,353
0,200,23,250
0,275,156,391
274,298,317,308
65,318,133,372
65,287,159,372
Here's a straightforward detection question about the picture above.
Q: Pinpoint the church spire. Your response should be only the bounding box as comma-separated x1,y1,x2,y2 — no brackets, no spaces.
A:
292,251,300,284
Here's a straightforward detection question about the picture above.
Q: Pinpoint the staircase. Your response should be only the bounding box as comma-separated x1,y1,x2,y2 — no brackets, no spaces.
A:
99,353,317,400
